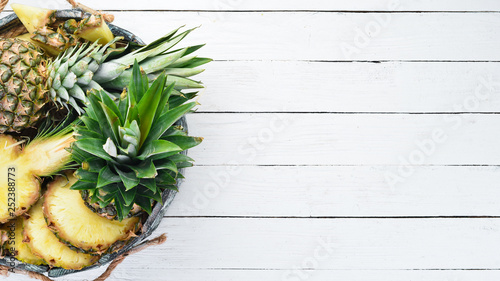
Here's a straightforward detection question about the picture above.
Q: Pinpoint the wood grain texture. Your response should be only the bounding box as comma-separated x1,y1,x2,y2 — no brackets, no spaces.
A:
198,61,500,113
3,11,500,61
5,0,500,12
107,12,500,61
10,269,500,281
167,166,500,217
11,217,500,280
1,1,499,281
36,218,500,270
187,113,500,165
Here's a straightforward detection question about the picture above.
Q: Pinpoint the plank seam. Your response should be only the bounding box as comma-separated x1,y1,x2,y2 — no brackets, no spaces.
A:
163,216,500,219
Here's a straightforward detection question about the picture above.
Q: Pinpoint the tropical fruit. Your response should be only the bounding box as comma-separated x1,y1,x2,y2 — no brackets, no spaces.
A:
12,4,114,53
0,217,45,265
0,127,73,223
23,200,98,270
43,173,141,254
71,62,201,220
0,4,209,133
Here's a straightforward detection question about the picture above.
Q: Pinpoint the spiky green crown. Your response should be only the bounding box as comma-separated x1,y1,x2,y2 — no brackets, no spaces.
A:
70,61,201,221
47,26,211,117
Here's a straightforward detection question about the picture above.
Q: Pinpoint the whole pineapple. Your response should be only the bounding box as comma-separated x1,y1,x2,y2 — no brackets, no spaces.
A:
0,38,48,132
0,4,209,133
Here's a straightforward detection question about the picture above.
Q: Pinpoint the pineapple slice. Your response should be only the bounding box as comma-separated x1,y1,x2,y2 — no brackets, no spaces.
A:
12,4,114,44
43,174,141,254
23,200,98,270
0,134,74,223
11,4,54,34
1,218,45,265
77,14,115,45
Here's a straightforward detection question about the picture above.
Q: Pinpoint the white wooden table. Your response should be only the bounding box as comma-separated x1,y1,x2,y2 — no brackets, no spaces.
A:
4,0,500,280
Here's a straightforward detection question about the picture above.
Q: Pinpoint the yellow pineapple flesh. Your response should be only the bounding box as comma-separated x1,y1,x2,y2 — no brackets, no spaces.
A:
23,200,98,270
0,133,74,223
77,14,115,45
12,4,115,55
44,173,141,254
1,217,45,265
11,4,54,34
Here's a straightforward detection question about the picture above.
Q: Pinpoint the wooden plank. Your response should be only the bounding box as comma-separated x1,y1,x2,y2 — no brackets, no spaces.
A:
108,12,500,61
30,269,500,281
167,166,500,217
52,218,500,270
5,0,500,12
186,113,500,165
12,269,500,281
3,10,500,61
197,61,500,113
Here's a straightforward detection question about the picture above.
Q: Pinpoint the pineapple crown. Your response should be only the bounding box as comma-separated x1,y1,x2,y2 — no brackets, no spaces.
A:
46,26,211,120
70,61,202,221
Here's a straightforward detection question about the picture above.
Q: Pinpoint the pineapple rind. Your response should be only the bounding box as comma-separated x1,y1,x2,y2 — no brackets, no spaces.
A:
23,200,98,270
0,217,46,265
0,135,41,223
0,38,48,133
16,33,60,57
43,174,141,254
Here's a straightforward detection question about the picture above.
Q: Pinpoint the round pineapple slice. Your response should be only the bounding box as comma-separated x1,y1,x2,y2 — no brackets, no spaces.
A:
23,200,97,270
1,217,45,265
43,174,141,254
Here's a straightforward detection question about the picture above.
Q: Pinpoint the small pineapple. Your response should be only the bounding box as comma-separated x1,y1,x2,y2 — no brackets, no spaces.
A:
23,200,98,270
43,173,141,254
0,127,73,223
71,62,202,220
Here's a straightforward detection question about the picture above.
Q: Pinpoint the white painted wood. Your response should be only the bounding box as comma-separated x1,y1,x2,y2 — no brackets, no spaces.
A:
107,12,500,61
187,113,500,165
197,61,500,113
2,1,500,281
9,269,500,281
11,218,500,279
5,0,500,12
3,11,500,61
167,166,500,217
10,269,500,281
46,218,500,269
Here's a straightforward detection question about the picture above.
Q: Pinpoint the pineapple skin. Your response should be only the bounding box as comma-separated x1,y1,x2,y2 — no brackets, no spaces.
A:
23,200,98,270
0,38,48,133
0,135,41,223
0,132,73,223
0,217,46,265
43,174,141,254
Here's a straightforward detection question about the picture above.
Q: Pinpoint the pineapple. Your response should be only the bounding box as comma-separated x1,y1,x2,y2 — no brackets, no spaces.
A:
1,217,45,265
43,173,141,254
23,200,98,270
0,4,209,133
12,4,114,54
0,126,74,223
71,62,201,220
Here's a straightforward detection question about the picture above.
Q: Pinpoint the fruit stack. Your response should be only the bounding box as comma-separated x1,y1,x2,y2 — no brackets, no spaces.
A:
0,3,209,277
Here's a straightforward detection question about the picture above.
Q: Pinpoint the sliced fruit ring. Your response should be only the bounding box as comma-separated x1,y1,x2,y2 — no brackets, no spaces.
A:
23,200,97,270
43,173,141,254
